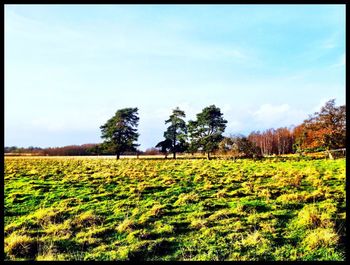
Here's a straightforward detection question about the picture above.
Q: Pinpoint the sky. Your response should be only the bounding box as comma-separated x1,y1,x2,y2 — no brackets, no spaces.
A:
5,4,346,151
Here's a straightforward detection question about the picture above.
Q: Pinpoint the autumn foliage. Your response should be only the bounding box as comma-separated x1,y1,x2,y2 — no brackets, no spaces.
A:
293,99,345,152
227,99,345,157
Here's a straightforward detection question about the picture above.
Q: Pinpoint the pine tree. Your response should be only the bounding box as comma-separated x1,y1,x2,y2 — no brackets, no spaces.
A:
188,105,227,159
156,107,187,159
100,108,139,159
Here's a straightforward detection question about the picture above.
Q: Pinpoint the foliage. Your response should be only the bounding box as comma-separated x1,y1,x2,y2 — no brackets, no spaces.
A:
293,99,345,153
4,144,104,156
156,107,187,159
248,127,294,156
100,108,140,159
188,105,227,159
155,139,173,158
6,99,345,158
218,135,262,158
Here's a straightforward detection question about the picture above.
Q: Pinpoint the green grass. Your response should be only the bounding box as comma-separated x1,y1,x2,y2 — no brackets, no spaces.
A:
4,157,346,261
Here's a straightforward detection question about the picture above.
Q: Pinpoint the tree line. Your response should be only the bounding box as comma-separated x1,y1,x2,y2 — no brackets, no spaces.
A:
4,144,101,156
5,99,345,159
98,99,345,159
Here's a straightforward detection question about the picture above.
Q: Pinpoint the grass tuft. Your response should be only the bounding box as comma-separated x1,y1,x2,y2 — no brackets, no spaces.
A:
302,228,339,250
5,233,38,260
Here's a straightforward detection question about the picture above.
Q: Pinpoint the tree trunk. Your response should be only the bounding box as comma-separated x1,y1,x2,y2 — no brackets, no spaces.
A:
116,153,120,160
207,152,210,160
173,129,176,160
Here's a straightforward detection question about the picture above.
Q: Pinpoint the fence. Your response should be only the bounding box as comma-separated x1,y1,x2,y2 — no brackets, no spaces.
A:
326,148,346,159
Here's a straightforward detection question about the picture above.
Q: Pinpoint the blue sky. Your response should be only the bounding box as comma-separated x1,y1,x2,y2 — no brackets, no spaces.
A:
5,5,345,151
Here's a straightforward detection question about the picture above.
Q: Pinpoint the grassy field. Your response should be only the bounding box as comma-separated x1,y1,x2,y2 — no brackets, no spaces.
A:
4,156,346,261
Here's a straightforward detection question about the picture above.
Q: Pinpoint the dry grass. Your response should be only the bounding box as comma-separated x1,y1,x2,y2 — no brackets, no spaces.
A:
5,233,38,259
116,218,136,233
302,228,339,250
4,157,345,261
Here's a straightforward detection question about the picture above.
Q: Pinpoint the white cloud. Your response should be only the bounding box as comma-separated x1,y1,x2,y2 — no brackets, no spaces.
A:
312,98,330,113
251,103,305,128
225,119,244,134
252,103,290,120
310,97,344,114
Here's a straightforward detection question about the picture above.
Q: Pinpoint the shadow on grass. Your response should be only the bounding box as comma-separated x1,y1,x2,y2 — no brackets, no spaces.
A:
130,240,178,261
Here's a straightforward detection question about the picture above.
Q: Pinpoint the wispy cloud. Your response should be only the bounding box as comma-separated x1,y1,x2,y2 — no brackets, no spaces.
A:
6,9,252,65
331,53,345,68
5,5,345,149
5,9,83,45
321,33,339,49
251,104,305,129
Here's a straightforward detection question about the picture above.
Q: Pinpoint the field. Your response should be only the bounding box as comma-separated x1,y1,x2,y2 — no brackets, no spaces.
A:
4,156,346,261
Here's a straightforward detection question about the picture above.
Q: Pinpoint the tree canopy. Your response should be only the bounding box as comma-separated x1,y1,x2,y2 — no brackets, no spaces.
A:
293,99,345,155
155,138,172,158
100,107,140,159
156,107,187,159
188,105,227,159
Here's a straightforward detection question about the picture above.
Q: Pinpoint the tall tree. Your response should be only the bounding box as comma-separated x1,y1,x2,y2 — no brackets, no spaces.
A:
294,99,346,157
100,108,140,159
248,127,294,156
275,127,294,155
188,105,227,159
156,107,187,159
311,99,345,150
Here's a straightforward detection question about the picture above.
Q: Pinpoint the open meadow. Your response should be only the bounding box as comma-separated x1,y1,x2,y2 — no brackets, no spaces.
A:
4,156,346,261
